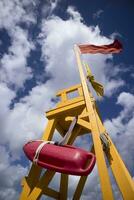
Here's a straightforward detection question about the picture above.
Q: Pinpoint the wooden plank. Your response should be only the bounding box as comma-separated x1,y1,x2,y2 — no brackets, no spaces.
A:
56,84,81,96
77,118,91,132
67,126,82,145
19,119,57,200
41,119,57,140
59,174,68,200
61,92,67,102
46,100,85,119
56,122,66,137
27,170,55,200
73,145,95,200
56,96,84,108
19,164,42,200
43,187,59,199
73,176,87,200
78,86,83,96
74,45,114,200
106,135,134,199
93,106,134,199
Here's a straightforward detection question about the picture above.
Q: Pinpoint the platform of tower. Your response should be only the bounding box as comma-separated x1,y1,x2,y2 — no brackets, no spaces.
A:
19,41,134,200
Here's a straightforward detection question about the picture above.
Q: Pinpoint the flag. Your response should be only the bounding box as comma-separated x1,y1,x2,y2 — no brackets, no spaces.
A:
78,39,122,54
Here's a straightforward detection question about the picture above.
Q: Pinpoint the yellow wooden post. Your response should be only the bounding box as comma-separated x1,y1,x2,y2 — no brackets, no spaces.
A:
107,136,134,199
73,176,87,200
20,165,42,200
59,174,68,200
93,98,134,199
19,119,57,200
74,45,114,200
26,170,55,200
41,119,57,140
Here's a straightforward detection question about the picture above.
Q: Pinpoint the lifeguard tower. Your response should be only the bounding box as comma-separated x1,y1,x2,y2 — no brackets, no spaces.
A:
19,40,134,200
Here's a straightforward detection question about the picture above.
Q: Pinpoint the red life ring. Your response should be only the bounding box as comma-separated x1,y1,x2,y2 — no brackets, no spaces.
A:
23,140,96,176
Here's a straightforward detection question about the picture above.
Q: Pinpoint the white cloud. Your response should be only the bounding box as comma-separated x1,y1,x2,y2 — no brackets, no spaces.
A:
117,92,134,109
105,92,134,174
50,0,60,13
0,84,16,144
0,0,36,30
0,145,27,200
67,6,83,21
39,10,124,97
0,83,15,114
110,31,122,40
0,0,37,89
0,26,34,89
0,0,46,199
0,2,130,200
93,9,104,19
105,79,124,97
1,83,56,159
42,0,61,18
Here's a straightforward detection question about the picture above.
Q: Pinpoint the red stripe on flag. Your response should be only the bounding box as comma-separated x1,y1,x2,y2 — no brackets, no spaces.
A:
78,39,123,54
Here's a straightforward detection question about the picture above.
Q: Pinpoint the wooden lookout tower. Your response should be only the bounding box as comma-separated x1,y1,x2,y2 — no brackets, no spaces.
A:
19,40,134,200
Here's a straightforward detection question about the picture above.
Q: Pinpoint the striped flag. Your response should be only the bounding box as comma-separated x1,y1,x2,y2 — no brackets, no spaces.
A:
78,39,122,54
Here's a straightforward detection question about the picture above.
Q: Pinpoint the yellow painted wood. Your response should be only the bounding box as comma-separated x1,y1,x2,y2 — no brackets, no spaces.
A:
56,122,66,137
77,118,91,132
56,96,84,108
56,84,82,96
79,112,90,120
43,187,59,199
27,170,55,200
67,126,82,145
41,119,57,140
74,45,114,200
73,176,87,200
72,144,96,199
46,99,85,119
58,127,82,199
93,97,134,199
19,165,42,200
20,119,57,200
64,116,75,121
22,121,82,200
59,174,68,200
20,44,134,200
107,136,134,200
78,86,83,96
61,92,67,102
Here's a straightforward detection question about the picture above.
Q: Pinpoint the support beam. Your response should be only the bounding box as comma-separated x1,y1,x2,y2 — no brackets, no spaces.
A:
59,174,68,200
43,187,59,199
93,95,134,199
74,45,114,200
19,119,57,200
107,136,134,200
56,84,82,96
27,170,55,200
77,118,91,132
56,122,66,137
73,176,87,200
46,99,85,119
41,119,57,140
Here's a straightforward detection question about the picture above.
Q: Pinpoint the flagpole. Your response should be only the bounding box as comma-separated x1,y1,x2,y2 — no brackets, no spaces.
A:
74,44,114,200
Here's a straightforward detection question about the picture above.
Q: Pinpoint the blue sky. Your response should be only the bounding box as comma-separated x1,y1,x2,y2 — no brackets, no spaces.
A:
0,1,134,200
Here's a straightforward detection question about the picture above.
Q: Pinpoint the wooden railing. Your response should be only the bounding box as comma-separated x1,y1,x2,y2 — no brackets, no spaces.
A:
56,84,83,103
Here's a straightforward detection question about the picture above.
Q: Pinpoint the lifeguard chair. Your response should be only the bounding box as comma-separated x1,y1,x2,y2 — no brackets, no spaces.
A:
19,40,134,200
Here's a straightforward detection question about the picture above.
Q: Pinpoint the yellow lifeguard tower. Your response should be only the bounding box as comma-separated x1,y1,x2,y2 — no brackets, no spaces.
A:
19,42,134,200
